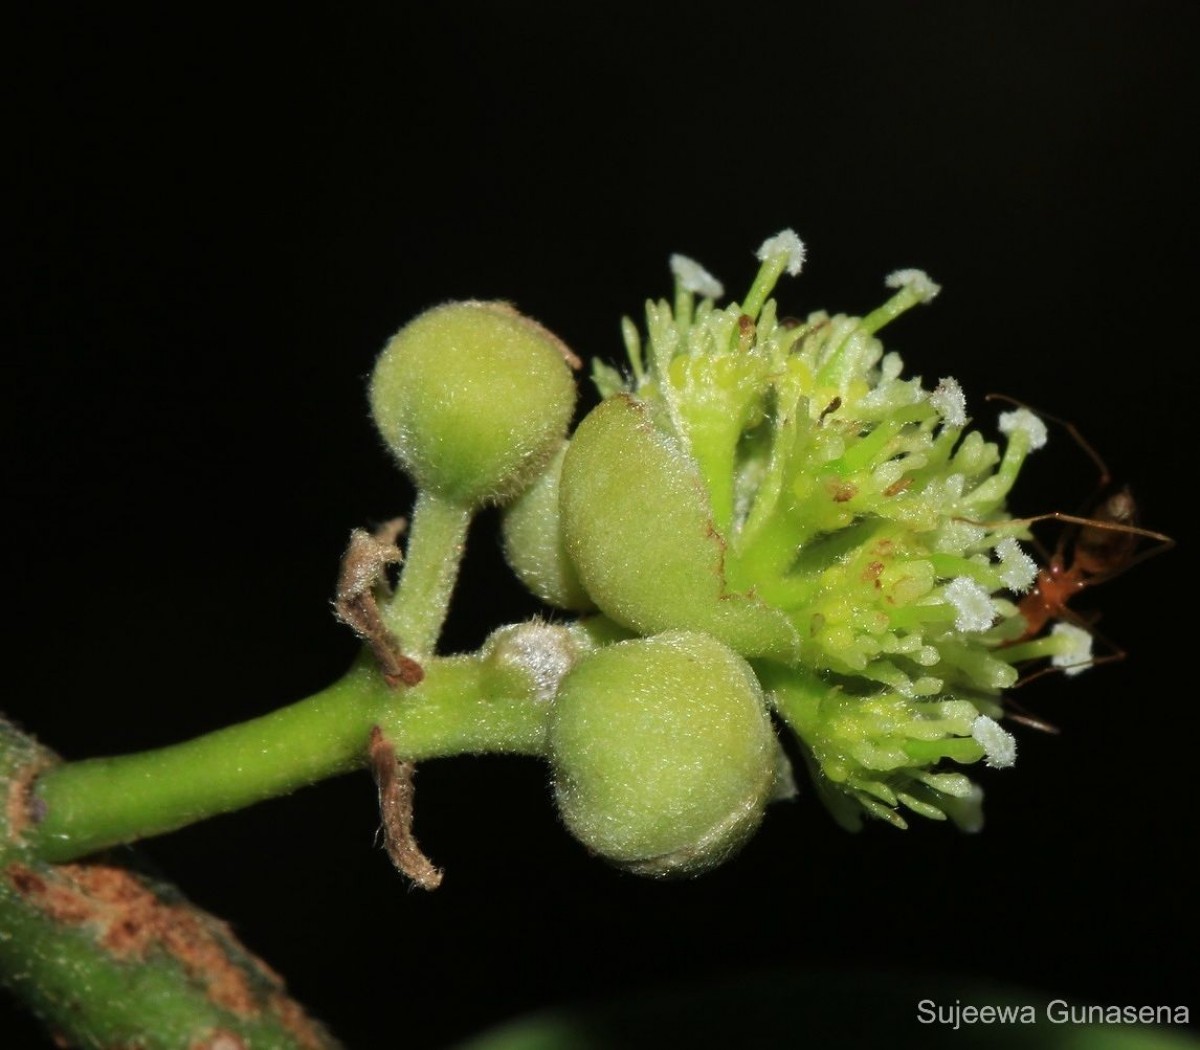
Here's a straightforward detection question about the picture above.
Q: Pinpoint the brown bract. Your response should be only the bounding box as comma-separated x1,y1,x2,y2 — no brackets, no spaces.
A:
368,726,442,890
5,751,53,843
334,519,425,687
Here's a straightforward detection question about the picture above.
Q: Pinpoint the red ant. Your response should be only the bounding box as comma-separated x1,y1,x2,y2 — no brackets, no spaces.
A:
1012,486,1161,642
978,396,1174,727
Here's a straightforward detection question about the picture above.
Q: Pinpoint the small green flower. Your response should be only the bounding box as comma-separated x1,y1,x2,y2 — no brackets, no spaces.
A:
557,232,1053,831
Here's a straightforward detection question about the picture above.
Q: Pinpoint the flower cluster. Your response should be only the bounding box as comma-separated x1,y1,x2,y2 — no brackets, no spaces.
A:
556,232,1063,831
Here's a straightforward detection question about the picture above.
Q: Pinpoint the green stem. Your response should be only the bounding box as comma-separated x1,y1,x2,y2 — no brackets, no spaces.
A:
996,633,1074,666
860,285,922,335
740,252,788,323
1,721,341,1049
29,652,553,863
673,283,695,330
384,488,473,658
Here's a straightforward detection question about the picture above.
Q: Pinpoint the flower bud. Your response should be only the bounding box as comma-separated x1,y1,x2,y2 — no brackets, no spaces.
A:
548,630,778,877
370,301,578,507
501,442,594,611
559,396,800,660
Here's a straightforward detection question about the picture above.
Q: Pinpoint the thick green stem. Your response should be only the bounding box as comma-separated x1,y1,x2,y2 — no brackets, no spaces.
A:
384,488,473,657
29,652,553,863
1,721,342,1050
3,629,569,1046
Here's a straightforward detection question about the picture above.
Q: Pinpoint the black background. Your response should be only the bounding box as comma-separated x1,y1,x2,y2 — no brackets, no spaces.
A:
9,4,1198,1047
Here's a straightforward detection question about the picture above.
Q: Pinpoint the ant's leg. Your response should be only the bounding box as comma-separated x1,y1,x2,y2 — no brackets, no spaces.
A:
1003,697,1061,735
985,393,1113,491
1007,608,1127,688
959,511,1174,583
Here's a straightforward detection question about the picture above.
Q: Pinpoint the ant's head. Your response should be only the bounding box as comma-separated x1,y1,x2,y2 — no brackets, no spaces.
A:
1095,486,1136,529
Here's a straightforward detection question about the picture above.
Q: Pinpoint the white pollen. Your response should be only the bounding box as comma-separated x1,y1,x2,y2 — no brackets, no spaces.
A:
885,268,941,302
930,377,968,427
972,715,1017,769
756,229,806,275
945,576,996,632
1051,622,1094,676
995,537,1038,594
669,253,724,299
998,408,1049,451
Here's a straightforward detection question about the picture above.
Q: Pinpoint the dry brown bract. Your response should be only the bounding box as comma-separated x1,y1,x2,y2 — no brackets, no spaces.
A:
334,519,425,687
368,725,443,890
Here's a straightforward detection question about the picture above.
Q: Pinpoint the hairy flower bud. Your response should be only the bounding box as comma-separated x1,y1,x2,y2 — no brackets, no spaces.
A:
501,442,595,611
370,301,578,507
548,631,778,877
560,396,799,659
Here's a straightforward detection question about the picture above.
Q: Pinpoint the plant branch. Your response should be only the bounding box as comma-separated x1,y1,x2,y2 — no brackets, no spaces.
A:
1,720,342,1050
26,650,554,864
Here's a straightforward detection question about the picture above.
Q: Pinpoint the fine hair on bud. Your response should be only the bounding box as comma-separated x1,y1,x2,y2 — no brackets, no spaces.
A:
369,300,579,508
501,441,595,612
548,630,778,877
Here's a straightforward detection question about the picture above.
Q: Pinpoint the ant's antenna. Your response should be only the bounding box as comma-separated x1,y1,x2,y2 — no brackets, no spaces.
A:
985,392,1112,491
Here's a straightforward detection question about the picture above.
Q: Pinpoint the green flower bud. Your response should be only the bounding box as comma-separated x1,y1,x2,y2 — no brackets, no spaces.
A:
548,630,778,877
369,301,579,507
501,442,595,611
560,395,800,660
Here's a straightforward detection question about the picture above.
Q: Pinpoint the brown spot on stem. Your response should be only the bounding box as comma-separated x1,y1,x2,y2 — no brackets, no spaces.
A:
270,992,337,1050
7,861,276,1018
334,520,424,687
884,476,913,497
191,1031,246,1050
8,864,93,924
368,726,443,890
862,561,885,588
5,752,55,843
